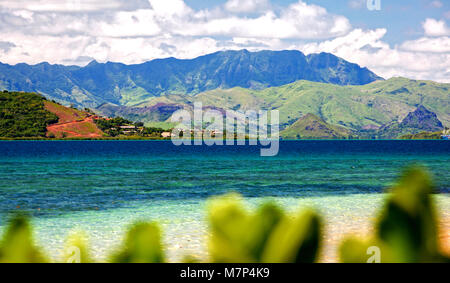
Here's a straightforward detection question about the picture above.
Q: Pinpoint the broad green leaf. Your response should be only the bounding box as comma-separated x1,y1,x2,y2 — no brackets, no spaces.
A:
339,237,373,263
377,167,439,262
262,209,322,263
0,216,47,263
208,194,284,263
110,222,164,263
340,166,449,263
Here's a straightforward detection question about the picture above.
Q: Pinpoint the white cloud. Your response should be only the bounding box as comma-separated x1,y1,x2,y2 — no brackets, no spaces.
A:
225,0,270,13
0,0,448,83
0,0,350,40
400,37,450,53
0,0,149,12
98,9,161,37
148,0,192,17
423,18,450,36
299,29,450,83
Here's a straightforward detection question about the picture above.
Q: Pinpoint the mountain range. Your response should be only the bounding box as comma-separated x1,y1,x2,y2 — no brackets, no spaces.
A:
0,50,381,109
0,50,448,139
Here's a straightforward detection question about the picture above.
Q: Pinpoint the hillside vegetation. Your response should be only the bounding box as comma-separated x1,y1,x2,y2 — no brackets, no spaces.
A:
145,77,447,133
0,91,58,138
400,131,445,140
281,114,353,139
0,91,170,139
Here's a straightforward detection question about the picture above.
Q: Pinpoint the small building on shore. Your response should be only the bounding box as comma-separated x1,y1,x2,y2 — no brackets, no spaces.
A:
161,132,172,138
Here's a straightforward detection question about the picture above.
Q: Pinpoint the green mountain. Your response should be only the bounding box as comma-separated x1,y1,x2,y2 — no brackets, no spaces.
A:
378,106,444,139
0,50,382,108
281,114,353,139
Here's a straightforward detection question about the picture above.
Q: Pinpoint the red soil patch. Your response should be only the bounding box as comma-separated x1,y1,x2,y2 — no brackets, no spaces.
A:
44,101,88,124
44,101,105,138
47,117,104,138
47,117,103,138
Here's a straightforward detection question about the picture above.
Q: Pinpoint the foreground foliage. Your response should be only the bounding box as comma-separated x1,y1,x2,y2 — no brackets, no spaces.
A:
340,167,449,263
0,167,448,263
208,195,321,263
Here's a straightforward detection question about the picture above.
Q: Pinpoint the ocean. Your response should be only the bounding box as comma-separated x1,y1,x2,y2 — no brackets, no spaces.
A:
0,140,448,262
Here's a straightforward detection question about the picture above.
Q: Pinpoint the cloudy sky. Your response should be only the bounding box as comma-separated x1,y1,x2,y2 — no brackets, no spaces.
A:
0,0,449,82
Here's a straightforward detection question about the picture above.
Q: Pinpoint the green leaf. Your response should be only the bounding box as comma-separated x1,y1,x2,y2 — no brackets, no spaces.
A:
377,167,439,262
208,194,284,263
0,216,47,263
263,209,322,263
339,237,373,263
208,194,322,263
110,222,165,263
339,166,449,263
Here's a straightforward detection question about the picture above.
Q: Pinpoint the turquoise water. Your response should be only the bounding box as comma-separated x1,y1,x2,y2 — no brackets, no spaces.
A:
0,141,449,262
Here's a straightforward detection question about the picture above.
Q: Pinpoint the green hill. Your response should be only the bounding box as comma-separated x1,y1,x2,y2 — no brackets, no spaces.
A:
0,90,169,139
92,77,449,140
281,114,353,139
174,77,449,131
400,131,444,140
0,91,58,138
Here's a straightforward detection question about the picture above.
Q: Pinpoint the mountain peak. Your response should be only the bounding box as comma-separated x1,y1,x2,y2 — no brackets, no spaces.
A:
281,113,352,139
415,105,431,113
378,105,445,139
86,60,100,67
401,105,444,131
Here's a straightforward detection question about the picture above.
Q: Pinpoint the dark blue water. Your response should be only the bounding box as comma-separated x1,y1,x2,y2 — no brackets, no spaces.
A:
0,140,448,222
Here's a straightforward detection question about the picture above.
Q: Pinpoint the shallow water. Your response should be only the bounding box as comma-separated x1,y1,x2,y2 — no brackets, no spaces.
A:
0,141,448,262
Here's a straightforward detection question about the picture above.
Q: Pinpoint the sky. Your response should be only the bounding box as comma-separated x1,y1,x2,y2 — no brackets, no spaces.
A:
0,0,449,82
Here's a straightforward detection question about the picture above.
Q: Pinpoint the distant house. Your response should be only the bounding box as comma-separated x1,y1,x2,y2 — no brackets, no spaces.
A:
161,132,172,138
120,125,136,130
